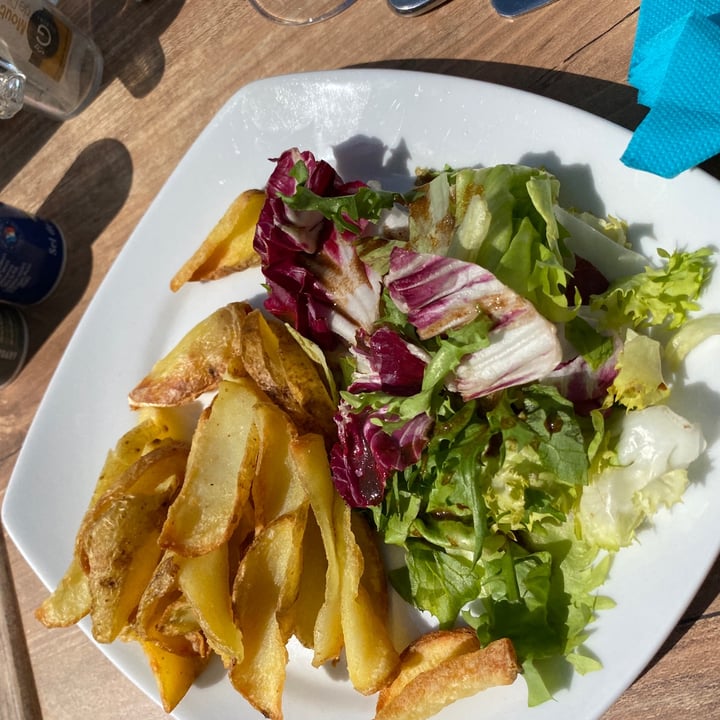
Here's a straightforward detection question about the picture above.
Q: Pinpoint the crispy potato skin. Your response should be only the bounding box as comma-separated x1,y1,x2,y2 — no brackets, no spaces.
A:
128,302,251,409
375,635,519,720
170,189,266,291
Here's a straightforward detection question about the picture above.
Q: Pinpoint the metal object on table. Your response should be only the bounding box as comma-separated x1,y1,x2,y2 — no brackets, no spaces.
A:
386,0,451,16
491,0,558,16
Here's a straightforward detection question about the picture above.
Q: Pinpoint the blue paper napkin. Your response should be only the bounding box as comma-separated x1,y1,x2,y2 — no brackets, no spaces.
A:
621,1,720,178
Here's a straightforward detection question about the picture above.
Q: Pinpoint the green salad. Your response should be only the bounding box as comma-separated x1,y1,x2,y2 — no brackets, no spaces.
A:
252,148,717,705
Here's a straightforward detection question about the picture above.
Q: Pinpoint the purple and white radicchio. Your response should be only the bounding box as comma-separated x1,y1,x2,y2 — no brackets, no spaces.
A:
254,148,382,351
386,246,563,399
349,326,429,395
330,401,433,507
544,335,622,414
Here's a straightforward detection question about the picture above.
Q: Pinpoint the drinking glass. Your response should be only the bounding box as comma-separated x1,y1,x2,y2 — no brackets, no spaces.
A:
248,0,357,25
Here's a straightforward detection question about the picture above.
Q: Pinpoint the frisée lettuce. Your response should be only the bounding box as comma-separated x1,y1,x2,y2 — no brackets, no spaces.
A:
254,148,715,705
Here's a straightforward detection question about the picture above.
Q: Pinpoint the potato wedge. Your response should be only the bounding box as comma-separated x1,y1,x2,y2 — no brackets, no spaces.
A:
241,309,337,438
374,636,519,720
137,405,203,445
133,551,208,658
351,511,389,617
86,484,179,643
290,434,344,666
77,440,190,571
289,434,398,690
230,510,308,720
376,628,481,713
129,302,251,409
170,189,266,291
177,543,245,665
252,402,308,532
95,419,181,496
139,638,209,713
286,510,326,649
34,556,91,628
338,503,400,695
160,378,265,556
156,595,209,657
37,428,187,630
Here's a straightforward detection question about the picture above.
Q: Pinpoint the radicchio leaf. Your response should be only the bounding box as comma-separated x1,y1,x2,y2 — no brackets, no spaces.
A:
254,148,382,350
386,247,563,399
330,401,432,507
349,326,429,395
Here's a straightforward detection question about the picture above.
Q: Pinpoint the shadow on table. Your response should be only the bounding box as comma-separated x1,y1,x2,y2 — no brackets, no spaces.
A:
350,58,720,181
21,138,133,366
0,0,184,192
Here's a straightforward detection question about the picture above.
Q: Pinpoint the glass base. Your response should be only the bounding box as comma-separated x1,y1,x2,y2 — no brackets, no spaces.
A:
0,59,25,120
248,0,357,25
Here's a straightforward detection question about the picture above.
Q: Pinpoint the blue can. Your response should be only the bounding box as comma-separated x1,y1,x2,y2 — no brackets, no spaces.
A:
0,304,28,388
0,203,66,305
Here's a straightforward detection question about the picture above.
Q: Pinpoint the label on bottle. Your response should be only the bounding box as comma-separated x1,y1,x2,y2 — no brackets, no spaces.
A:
0,304,28,388
0,203,66,305
0,0,72,82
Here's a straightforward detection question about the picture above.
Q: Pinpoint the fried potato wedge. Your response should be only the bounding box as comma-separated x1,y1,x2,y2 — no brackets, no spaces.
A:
177,544,245,665
156,595,206,646
86,484,179,643
35,420,184,627
133,552,180,645
170,188,266,291
290,434,345,666
139,638,209,713
376,628,481,712
34,556,91,628
351,511,389,617
37,425,185,629
240,309,337,438
374,636,519,720
95,418,181,496
230,510,308,720
137,406,199,445
133,551,208,658
338,504,400,695
286,510,326,650
252,402,307,532
129,302,251,409
290,434,398,689
77,440,190,571
160,378,266,556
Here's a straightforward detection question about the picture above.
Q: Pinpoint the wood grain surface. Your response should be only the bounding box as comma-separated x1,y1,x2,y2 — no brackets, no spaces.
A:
1,1,718,719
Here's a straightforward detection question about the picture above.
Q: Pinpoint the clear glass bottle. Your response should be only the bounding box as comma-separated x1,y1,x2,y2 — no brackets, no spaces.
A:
0,0,103,120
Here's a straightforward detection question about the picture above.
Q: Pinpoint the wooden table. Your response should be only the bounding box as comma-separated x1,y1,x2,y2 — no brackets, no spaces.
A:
1,1,718,719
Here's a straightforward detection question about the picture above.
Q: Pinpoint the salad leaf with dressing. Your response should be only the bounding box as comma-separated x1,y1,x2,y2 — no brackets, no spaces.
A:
254,148,714,705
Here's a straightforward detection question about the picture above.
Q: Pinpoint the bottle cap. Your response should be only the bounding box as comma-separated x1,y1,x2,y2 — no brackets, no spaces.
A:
0,59,25,120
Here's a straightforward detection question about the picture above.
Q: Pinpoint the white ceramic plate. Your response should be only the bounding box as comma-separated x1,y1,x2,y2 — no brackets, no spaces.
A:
3,69,720,720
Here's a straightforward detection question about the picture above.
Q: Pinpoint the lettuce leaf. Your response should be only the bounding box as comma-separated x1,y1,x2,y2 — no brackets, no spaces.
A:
409,165,575,323
608,329,669,410
590,247,714,331
578,405,706,551
665,312,720,369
